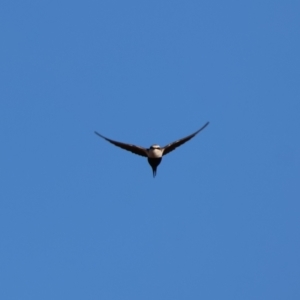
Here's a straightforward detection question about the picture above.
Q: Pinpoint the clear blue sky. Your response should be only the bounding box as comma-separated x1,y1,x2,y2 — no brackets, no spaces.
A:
1,1,299,299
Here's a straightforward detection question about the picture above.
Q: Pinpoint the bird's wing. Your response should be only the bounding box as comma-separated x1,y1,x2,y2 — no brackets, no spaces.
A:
162,122,209,156
95,131,148,157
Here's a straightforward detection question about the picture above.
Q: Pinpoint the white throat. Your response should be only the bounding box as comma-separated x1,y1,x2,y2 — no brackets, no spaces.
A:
148,148,163,158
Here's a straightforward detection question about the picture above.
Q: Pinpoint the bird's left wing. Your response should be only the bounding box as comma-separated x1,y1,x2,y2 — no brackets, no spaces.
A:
95,131,148,157
162,122,209,156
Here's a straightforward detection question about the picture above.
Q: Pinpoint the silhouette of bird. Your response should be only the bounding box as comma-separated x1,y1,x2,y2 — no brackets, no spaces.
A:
95,121,209,177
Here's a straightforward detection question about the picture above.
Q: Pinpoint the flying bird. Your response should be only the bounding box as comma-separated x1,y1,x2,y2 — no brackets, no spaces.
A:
95,121,209,177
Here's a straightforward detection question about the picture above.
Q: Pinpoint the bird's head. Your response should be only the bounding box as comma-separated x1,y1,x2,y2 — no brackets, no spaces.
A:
150,144,161,149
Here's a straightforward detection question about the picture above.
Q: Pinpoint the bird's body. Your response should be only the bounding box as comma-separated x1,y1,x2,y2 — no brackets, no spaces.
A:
147,157,162,177
95,122,209,177
148,145,163,158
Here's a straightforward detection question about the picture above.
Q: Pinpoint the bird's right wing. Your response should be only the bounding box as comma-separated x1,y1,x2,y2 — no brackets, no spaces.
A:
162,122,209,156
95,131,148,157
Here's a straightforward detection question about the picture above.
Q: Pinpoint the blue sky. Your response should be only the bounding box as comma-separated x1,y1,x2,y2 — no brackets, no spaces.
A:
1,1,299,299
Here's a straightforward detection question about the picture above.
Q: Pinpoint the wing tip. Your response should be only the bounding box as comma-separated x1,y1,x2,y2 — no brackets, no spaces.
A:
94,131,104,138
198,121,209,132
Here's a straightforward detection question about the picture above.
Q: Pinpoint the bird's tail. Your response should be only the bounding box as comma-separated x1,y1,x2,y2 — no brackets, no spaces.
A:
152,168,157,178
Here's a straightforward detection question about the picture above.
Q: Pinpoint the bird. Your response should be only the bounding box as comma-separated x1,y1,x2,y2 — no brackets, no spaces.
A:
95,121,209,177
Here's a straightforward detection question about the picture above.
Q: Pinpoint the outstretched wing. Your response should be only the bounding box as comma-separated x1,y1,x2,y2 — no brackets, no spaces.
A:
95,131,148,157
162,122,209,156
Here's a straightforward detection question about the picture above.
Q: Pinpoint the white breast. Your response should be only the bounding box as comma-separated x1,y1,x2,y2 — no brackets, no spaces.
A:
148,148,163,158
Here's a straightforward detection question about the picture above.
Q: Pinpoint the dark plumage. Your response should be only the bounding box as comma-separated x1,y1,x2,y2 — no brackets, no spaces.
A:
95,121,209,177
